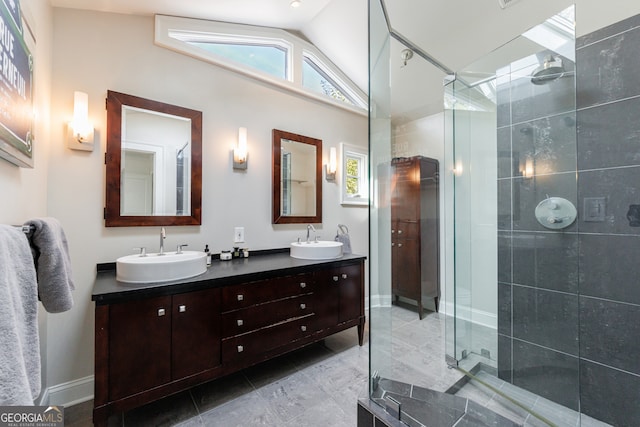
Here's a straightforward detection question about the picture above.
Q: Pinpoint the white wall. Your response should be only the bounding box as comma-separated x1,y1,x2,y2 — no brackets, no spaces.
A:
0,0,53,403
25,8,368,404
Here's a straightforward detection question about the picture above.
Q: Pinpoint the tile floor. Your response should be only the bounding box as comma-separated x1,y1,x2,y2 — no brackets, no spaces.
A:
64,305,613,426
65,325,369,427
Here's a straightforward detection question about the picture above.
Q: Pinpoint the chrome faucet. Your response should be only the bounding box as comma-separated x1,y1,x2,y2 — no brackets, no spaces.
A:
159,227,166,255
306,224,316,243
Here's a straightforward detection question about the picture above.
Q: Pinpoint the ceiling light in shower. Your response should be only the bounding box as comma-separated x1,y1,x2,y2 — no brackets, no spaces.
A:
290,0,302,8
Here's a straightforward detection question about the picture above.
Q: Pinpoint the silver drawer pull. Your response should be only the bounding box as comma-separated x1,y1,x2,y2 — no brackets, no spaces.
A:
300,325,307,332
333,276,339,282
237,345,244,353
391,229,395,233
398,229,403,234
300,303,306,310
179,305,186,313
300,282,306,288
237,319,244,326
157,308,165,317
237,294,244,301
391,242,395,247
398,243,403,248
342,274,347,279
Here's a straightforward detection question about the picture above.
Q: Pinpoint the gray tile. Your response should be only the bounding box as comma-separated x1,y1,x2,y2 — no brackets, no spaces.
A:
498,283,511,336
497,127,514,179
577,96,640,170
577,13,640,48
577,166,640,235
465,399,523,427
199,390,281,427
498,334,512,384
256,370,333,423
190,372,254,413
512,340,579,411
577,26,640,108
580,359,640,427
512,114,577,176
497,231,512,284
579,234,640,304
510,56,576,124
579,297,640,375
512,173,577,232
283,397,351,427
512,232,578,293
123,391,198,427
243,353,299,389
512,286,579,355
498,180,512,231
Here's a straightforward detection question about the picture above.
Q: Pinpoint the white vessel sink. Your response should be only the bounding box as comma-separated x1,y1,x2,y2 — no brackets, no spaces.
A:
116,251,207,284
290,241,343,260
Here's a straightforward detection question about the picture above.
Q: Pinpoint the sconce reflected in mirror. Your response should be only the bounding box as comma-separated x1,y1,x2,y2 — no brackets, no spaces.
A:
233,127,248,170
67,91,94,151
325,147,336,181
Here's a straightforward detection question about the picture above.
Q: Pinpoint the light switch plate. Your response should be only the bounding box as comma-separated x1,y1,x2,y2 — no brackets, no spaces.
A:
234,227,245,243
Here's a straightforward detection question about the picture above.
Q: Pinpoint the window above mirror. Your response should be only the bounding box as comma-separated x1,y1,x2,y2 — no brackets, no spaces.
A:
155,15,367,114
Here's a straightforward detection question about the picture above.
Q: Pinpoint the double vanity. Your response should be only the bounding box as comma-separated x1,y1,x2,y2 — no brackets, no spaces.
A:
91,248,366,426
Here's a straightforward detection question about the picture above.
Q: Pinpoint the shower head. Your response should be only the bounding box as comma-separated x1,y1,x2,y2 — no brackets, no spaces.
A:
531,55,565,85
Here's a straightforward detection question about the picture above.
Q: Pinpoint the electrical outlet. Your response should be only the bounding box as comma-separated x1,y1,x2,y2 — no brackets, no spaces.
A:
234,227,245,243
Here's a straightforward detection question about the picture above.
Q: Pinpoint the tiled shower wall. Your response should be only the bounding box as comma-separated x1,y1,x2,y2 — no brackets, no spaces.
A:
497,14,640,426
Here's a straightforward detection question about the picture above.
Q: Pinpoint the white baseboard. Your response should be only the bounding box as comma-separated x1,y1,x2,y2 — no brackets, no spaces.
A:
41,375,94,407
442,301,496,330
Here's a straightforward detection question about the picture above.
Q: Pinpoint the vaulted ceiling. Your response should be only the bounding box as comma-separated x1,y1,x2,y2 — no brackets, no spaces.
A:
50,0,640,121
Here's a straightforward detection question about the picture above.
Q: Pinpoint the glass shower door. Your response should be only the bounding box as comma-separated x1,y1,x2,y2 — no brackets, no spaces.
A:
446,5,583,426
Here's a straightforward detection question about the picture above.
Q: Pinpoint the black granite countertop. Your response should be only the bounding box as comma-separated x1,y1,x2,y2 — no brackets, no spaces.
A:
92,249,366,305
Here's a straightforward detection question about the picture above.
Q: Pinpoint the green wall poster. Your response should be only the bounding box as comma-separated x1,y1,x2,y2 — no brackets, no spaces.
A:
0,0,33,168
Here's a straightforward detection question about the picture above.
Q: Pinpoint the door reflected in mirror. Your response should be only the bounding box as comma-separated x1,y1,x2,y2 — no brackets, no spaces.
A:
105,91,202,227
121,106,191,216
272,129,322,224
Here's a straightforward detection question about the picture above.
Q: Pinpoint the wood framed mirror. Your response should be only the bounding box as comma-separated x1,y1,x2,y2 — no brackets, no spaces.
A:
105,90,202,227
272,129,322,224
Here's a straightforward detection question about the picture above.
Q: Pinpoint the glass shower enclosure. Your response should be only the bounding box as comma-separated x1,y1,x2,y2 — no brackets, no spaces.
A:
365,2,612,425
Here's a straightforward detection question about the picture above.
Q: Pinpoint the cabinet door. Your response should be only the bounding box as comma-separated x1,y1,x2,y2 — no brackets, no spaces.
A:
336,264,363,323
392,237,420,298
172,288,221,379
109,296,171,400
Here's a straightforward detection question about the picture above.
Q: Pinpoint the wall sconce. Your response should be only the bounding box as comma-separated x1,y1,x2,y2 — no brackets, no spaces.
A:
325,147,337,181
67,91,94,151
233,127,248,170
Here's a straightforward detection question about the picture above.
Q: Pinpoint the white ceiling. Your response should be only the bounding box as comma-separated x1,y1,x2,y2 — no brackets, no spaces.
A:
49,0,640,121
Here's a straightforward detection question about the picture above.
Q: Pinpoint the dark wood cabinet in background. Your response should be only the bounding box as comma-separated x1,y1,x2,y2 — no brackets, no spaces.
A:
390,156,440,319
93,258,365,426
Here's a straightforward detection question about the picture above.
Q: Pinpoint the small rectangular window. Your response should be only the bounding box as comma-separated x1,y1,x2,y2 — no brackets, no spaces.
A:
187,42,287,79
341,143,368,206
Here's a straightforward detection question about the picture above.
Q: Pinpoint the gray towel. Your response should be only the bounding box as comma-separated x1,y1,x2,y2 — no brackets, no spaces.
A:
25,218,75,313
0,225,41,404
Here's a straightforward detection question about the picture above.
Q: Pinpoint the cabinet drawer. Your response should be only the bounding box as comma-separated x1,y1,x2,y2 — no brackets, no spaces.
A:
221,294,314,338
222,273,313,310
221,315,315,363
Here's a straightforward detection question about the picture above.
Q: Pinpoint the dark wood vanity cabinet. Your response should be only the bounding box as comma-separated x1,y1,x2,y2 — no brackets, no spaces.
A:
106,288,221,400
93,257,365,426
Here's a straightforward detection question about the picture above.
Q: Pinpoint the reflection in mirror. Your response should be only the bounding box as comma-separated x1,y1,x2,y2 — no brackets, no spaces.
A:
121,107,191,216
272,129,322,224
105,91,202,227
